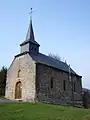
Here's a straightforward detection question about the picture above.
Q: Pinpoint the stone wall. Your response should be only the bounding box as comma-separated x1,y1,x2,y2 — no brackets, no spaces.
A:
36,63,82,105
5,53,36,102
5,53,82,104
20,43,29,53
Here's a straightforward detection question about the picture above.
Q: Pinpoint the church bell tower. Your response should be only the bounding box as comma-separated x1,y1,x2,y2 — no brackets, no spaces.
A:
20,8,40,54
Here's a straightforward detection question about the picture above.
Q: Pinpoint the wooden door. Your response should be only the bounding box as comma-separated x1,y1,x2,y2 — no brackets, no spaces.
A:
15,81,22,99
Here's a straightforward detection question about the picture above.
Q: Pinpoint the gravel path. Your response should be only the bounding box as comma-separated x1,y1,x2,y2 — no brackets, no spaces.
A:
0,98,18,102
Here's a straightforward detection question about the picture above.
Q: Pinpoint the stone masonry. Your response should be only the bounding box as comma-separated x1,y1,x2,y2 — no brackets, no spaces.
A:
36,63,82,105
5,53,36,102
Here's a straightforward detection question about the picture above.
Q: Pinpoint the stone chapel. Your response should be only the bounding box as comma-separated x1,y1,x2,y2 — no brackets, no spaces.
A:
5,16,82,105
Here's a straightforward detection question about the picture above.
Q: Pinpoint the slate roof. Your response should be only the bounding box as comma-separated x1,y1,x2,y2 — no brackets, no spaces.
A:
30,52,78,75
15,51,80,76
20,39,40,46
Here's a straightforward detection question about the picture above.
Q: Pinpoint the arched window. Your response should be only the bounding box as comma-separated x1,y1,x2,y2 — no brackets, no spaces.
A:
63,80,66,91
74,82,76,92
35,47,36,51
50,78,53,89
17,69,21,78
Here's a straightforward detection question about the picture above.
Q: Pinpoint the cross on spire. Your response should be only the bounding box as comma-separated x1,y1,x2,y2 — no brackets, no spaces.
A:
29,8,34,21
20,8,40,54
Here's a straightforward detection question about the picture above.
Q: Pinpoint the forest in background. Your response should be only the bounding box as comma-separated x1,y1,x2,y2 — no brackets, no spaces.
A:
0,66,7,96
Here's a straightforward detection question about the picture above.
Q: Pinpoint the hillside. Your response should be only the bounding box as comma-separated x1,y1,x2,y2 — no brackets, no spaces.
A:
0,103,90,120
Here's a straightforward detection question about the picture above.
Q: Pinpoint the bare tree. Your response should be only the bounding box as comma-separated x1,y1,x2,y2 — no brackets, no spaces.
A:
48,53,61,61
48,53,67,64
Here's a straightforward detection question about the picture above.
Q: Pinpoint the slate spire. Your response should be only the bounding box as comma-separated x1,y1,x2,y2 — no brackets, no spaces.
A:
20,8,40,46
26,15,35,41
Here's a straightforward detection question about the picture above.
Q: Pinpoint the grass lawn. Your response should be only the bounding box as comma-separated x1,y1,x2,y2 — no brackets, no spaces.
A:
0,102,90,120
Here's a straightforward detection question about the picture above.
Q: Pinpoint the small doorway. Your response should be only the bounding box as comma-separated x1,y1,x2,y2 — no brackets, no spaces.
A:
15,81,22,99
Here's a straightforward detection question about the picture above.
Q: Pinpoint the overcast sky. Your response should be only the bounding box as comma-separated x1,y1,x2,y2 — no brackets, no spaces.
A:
0,0,90,89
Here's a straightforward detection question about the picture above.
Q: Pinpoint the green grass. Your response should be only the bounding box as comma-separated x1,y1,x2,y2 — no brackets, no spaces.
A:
0,102,90,120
